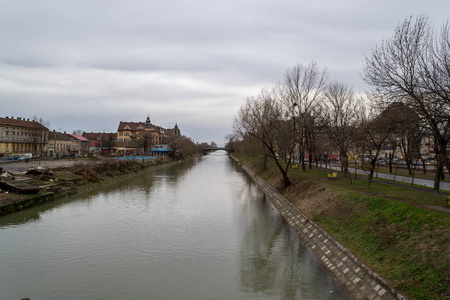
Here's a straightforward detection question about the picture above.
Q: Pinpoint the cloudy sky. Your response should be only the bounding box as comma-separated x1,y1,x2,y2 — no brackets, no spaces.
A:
1,0,448,145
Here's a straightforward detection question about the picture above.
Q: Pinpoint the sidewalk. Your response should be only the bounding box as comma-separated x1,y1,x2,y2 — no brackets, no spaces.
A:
325,164,450,191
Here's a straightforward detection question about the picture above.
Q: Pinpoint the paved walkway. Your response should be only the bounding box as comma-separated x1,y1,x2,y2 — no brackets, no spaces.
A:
319,163,450,191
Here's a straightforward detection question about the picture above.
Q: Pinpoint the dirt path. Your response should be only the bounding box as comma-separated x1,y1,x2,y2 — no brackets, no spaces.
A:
1,159,98,172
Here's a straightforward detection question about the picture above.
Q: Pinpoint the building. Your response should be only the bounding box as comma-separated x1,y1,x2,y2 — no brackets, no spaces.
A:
48,131,72,158
116,116,180,155
82,132,117,155
48,131,89,158
0,116,49,159
68,134,90,157
150,144,173,157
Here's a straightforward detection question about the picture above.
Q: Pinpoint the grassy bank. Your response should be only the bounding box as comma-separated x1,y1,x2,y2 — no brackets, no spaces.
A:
236,154,449,300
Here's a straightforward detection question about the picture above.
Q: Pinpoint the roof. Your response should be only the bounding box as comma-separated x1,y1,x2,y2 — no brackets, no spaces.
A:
49,131,72,141
82,132,117,141
117,118,176,135
0,116,49,130
68,134,90,142
118,121,147,131
82,132,100,140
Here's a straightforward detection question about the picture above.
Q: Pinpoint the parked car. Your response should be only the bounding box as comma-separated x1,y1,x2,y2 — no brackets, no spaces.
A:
19,153,32,162
425,158,436,165
377,158,387,165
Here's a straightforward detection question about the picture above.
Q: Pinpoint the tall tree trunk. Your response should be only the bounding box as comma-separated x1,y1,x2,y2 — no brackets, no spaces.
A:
388,153,393,173
406,161,413,175
273,158,291,187
308,149,313,169
434,164,442,190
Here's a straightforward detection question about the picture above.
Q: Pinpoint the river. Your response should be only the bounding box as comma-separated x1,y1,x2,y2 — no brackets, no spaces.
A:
0,151,344,300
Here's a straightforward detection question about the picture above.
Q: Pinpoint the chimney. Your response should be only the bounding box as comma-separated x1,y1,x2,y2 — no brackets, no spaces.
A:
17,117,21,120
6,116,8,119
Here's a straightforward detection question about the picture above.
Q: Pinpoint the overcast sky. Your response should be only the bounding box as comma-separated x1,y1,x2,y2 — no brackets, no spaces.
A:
0,1,448,145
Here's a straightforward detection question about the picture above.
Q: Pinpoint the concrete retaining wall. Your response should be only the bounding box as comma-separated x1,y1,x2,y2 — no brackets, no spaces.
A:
0,192,55,215
235,158,410,300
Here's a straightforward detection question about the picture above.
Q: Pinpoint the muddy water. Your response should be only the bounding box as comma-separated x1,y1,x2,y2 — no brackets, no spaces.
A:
0,151,343,300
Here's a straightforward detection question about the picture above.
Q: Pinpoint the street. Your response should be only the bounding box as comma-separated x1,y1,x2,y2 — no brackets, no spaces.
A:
324,163,450,191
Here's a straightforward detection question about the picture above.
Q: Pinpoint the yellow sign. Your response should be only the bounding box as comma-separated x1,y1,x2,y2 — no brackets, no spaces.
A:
348,153,358,163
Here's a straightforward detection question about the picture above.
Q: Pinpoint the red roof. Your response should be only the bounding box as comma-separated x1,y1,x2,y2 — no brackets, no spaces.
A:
82,132,117,141
68,134,90,142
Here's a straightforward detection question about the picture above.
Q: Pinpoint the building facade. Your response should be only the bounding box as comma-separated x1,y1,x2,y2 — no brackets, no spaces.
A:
0,116,49,159
116,116,180,155
82,132,117,155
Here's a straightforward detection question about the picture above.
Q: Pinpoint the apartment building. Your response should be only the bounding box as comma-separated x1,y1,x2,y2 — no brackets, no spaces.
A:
0,116,49,158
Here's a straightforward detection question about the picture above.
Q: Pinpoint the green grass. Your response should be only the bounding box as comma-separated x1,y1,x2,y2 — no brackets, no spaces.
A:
291,165,449,208
351,163,446,183
318,192,449,299
235,153,450,300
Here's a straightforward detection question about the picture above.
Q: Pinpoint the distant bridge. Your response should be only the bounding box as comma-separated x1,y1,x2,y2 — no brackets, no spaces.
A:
202,147,233,155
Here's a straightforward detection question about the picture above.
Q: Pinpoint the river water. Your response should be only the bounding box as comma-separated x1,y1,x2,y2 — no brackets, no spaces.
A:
0,151,344,300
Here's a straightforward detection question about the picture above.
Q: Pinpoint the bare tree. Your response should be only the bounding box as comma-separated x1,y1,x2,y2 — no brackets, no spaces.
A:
31,116,50,158
359,103,410,184
394,105,423,175
166,135,199,159
224,133,238,153
137,132,152,155
278,62,328,171
234,89,296,187
72,129,83,135
362,15,450,190
322,82,363,178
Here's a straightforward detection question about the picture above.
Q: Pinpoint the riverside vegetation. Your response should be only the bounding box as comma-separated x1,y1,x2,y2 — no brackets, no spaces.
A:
236,153,450,300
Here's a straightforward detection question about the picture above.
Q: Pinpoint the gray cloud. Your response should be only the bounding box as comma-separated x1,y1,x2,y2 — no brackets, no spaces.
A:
1,0,449,144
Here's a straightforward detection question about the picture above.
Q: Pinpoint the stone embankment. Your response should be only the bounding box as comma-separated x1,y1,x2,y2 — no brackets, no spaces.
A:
233,156,410,300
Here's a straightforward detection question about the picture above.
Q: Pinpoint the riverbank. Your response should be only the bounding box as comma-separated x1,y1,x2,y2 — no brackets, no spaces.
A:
0,157,184,216
232,154,449,300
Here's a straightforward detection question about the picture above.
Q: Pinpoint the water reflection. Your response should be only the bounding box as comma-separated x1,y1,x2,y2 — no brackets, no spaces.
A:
0,158,197,229
0,152,343,300
236,178,342,300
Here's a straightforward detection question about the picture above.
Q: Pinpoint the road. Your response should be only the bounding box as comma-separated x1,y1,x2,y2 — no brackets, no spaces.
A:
324,163,450,191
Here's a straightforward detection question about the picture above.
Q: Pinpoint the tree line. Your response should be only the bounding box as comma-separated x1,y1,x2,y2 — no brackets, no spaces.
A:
230,15,450,190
